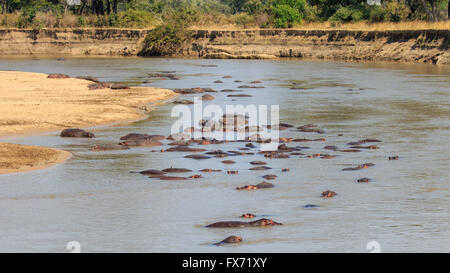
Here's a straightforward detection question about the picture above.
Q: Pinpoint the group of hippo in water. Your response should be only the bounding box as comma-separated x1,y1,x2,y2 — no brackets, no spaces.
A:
57,71,399,246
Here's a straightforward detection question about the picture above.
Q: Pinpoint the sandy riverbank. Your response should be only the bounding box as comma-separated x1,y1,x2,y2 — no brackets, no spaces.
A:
0,70,177,174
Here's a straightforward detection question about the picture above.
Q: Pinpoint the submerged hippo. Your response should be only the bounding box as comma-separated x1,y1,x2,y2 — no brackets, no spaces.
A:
236,182,274,190
322,191,337,198
206,218,282,228
249,166,272,171
130,169,166,176
61,128,94,138
304,204,320,208
240,213,256,218
199,169,221,172
119,139,163,147
213,235,242,246
91,144,129,151
120,133,165,141
184,154,211,160
162,167,192,173
357,177,371,183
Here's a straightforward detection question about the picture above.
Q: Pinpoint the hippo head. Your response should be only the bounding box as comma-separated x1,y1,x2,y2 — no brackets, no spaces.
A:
251,218,282,226
83,132,95,138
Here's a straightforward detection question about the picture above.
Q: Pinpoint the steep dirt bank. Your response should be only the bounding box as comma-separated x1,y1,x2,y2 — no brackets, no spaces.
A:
186,29,449,64
0,28,448,64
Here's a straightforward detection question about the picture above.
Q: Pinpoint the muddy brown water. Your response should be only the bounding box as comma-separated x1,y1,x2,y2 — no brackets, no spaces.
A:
0,57,449,252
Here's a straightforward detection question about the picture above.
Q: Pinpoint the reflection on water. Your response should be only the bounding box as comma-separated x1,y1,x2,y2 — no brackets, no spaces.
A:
0,58,449,252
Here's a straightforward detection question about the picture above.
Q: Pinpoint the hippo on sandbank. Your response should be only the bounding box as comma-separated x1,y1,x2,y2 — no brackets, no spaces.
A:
61,128,94,138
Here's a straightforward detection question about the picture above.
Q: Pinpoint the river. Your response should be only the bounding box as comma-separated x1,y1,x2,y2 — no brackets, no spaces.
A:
0,57,449,252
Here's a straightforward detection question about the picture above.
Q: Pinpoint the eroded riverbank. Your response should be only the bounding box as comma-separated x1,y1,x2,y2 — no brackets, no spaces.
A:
0,28,448,64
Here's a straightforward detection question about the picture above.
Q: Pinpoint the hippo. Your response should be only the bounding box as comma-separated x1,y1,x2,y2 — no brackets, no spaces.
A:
220,89,240,92
148,73,180,80
206,218,282,228
282,168,290,172
343,163,375,170
157,175,188,180
250,161,267,165
227,94,252,97
199,169,221,172
236,182,274,190
119,139,162,147
166,146,206,152
357,177,371,183
131,169,166,176
110,84,130,90
240,213,256,218
245,143,256,148
222,160,235,164
184,154,211,160
304,204,320,208
162,167,192,173
338,149,361,153
61,128,94,138
389,156,399,160
324,145,339,150
227,170,238,174
213,235,243,246
214,80,223,83
120,133,165,141
292,138,312,142
173,99,194,105
91,144,129,151
249,166,272,171
262,174,277,180
322,191,337,198
47,73,70,79
201,94,215,101
350,145,379,150
189,174,202,179
320,154,336,159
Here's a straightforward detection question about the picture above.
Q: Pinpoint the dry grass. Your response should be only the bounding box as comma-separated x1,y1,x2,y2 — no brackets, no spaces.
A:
190,20,450,31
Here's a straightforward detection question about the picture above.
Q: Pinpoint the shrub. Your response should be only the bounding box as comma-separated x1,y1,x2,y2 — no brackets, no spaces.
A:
271,4,302,28
235,13,254,28
329,7,353,23
76,16,86,27
385,0,411,22
369,5,388,22
139,23,193,56
114,9,155,28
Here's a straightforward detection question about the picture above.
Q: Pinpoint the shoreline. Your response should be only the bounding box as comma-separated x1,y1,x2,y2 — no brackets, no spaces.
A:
0,71,177,174
0,28,447,65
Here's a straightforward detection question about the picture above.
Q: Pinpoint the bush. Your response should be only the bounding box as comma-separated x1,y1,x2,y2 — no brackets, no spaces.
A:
271,4,302,28
139,23,193,56
76,16,86,27
329,7,353,23
385,0,411,22
114,9,155,28
369,5,388,22
235,13,254,28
